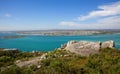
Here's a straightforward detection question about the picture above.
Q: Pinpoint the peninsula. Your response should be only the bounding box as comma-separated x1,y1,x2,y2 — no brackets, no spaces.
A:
1,35,26,39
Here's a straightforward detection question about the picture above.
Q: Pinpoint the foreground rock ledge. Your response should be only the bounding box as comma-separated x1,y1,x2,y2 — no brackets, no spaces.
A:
64,40,114,56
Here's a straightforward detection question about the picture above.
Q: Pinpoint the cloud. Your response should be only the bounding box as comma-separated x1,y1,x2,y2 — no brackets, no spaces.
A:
96,16,120,28
60,15,120,29
60,21,79,27
59,1,120,29
59,21,91,29
5,13,12,17
78,1,120,21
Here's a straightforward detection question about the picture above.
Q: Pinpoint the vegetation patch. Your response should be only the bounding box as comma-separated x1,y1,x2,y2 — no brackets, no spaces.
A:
0,48,120,74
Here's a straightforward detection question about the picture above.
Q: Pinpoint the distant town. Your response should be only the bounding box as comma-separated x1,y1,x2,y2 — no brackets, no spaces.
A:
1,29,120,36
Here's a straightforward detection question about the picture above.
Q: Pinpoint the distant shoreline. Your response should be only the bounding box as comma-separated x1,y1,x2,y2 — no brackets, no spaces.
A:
0,35,26,39
1,30,120,36
14,30,120,36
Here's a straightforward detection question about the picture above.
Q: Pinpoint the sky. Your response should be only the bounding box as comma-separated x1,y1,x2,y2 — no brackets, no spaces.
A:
0,0,120,31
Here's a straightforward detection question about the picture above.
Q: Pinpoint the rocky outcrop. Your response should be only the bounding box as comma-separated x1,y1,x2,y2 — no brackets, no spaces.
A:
66,40,77,46
101,40,114,48
64,40,114,56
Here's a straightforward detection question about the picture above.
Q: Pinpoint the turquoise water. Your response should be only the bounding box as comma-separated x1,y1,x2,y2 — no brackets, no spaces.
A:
0,33,120,52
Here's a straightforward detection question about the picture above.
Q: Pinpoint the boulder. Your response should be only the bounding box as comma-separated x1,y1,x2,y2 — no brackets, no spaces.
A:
65,40,114,56
101,40,114,48
65,41,100,56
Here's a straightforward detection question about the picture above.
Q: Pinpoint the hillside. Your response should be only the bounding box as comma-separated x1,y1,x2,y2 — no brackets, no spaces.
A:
0,47,120,74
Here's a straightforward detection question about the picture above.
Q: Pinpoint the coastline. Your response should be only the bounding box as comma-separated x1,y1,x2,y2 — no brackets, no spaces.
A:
0,35,26,39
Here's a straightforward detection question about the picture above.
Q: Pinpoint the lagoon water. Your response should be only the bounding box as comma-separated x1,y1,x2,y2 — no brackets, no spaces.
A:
0,33,120,52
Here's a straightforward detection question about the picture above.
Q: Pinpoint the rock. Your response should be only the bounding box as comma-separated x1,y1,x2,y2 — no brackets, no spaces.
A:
101,40,114,48
61,44,67,49
65,40,114,56
65,41,100,56
16,53,47,68
16,60,21,63
40,53,47,59
0,67,6,72
37,65,41,68
57,48,62,50
32,50,35,53
66,40,77,47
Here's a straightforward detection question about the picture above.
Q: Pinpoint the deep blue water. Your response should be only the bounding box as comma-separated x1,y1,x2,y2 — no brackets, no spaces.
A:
0,33,120,52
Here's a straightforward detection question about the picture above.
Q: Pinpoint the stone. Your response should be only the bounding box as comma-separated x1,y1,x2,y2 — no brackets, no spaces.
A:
101,40,114,48
61,44,67,49
65,40,114,56
16,60,21,63
37,65,41,68
66,40,77,46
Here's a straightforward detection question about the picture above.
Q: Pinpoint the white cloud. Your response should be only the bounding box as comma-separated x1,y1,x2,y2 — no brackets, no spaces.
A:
60,21,79,27
5,13,12,17
78,1,120,21
59,1,120,29
59,15,120,29
59,21,91,29
96,16,120,28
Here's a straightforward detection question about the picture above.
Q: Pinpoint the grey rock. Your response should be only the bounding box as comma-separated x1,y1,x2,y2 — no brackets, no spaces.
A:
66,40,77,46
65,40,114,56
101,40,114,48
61,44,67,49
